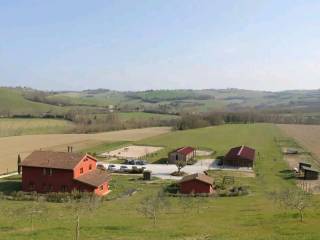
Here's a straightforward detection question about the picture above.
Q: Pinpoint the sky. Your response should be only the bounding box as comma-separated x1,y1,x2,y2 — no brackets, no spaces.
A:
0,0,320,91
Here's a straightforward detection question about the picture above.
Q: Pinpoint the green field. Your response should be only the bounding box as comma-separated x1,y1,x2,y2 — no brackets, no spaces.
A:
1,124,320,240
0,88,63,116
0,118,74,137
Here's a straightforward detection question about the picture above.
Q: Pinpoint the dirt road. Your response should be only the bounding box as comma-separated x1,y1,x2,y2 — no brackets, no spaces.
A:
0,127,171,174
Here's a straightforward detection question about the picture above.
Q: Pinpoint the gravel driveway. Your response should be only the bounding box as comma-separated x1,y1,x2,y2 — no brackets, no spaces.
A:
99,159,252,180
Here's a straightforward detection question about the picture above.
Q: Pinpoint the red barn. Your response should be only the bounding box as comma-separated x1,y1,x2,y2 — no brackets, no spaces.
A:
20,151,111,196
179,173,214,195
223,145,255,168
168,146,196,164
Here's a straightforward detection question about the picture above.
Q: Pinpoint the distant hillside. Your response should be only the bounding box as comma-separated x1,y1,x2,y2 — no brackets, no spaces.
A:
1,87,319,117
0,88,64,116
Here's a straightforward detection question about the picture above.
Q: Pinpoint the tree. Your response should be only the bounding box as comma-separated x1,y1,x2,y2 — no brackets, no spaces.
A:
175,159,187,174
270,188,311,222
66,191,102,240
12,197,47,236
137,190,169,225
17,154,22,175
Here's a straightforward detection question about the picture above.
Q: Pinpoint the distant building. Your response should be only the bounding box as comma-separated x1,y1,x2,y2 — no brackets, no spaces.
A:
223,145,255,168
300,164,319,180
168,147,196,164
20,151,111,196
179,173,214,194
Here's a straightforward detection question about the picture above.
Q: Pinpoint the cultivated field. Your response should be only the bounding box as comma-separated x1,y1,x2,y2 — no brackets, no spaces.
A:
0,127,171,174
2,124,320,240
0,118,74,137
277,124,320,160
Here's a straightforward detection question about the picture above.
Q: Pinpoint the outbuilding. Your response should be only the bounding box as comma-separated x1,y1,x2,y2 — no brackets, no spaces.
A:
301,166,319,180
223,145,255,168
168,147,196,164
178,173,214,195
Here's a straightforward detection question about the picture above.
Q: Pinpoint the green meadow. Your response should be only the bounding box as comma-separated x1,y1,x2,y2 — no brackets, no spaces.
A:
0,118,75,137
1,124,320,240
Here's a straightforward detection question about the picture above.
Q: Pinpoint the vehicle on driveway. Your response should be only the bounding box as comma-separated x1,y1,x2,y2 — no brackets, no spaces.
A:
119,165,130,172
136,160,148,165
107,164,117,171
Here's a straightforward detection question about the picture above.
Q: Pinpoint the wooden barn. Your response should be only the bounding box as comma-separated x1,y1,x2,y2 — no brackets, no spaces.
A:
223,145,255,168
20,151,111,196
301,166,319,180
179,173,214,195
168,147,196,164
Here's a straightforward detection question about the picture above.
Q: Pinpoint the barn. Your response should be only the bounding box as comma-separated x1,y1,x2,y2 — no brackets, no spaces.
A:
20,151,111,196
301,166,319,180
179,173,214,195
168,147,196,164
223,145,255,168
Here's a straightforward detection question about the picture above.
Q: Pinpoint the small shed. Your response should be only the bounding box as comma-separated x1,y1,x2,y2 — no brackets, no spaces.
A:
301,166,319,180
299,162,311,172
168,147,196,164
178,173,214,195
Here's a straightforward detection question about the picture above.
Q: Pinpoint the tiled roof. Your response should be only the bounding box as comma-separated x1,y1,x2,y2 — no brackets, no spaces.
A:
225,146,255,161
20,151,89,170
175,146,195,155
179,173,213,185
75,169,111,187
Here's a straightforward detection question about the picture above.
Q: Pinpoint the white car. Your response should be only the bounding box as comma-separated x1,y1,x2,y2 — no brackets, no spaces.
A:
107,164,117,171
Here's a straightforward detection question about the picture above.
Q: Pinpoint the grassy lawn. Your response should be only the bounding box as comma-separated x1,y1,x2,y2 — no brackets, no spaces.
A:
0,118,75,137
1,124,320,239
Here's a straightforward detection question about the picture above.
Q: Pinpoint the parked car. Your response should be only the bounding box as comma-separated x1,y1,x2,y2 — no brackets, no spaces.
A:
107,164,117,171
136,160,148,165
126,159,137,165
119,165,129,172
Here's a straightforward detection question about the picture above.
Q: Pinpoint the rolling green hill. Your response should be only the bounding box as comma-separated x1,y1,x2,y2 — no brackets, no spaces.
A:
0,88,63,116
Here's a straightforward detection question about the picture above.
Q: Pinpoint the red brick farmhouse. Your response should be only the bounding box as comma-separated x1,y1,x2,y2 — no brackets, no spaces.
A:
223,145,255,168
20,151,111,196
168,146,196,164
179,173,214,195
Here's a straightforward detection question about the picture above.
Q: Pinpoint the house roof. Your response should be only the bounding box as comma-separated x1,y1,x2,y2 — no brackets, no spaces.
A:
179,173,213,185
301,166,319,173
225,145,255,161
75,169,111,187
174,146,195,155
20,151,93,170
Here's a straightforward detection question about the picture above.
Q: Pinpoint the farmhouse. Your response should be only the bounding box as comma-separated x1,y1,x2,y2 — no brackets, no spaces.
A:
168,146,196,164
20,151,111,196
223,145,255,168
179,173,214,194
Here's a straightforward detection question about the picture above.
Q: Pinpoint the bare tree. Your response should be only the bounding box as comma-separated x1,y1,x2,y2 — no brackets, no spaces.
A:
67,191,102,240
17,154,22,175
137,190,169,225
13,197,47,236
175,159,187,174
270,189,311,222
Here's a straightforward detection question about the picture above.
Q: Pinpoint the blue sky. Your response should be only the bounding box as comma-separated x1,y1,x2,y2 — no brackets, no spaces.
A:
0,0,319,91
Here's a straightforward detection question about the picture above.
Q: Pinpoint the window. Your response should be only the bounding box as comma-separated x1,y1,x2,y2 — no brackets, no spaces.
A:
61,185,67,192
43,168,52,176
176,154,178,160
89,164,92,170
99,185,104,191
80,168,83,174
